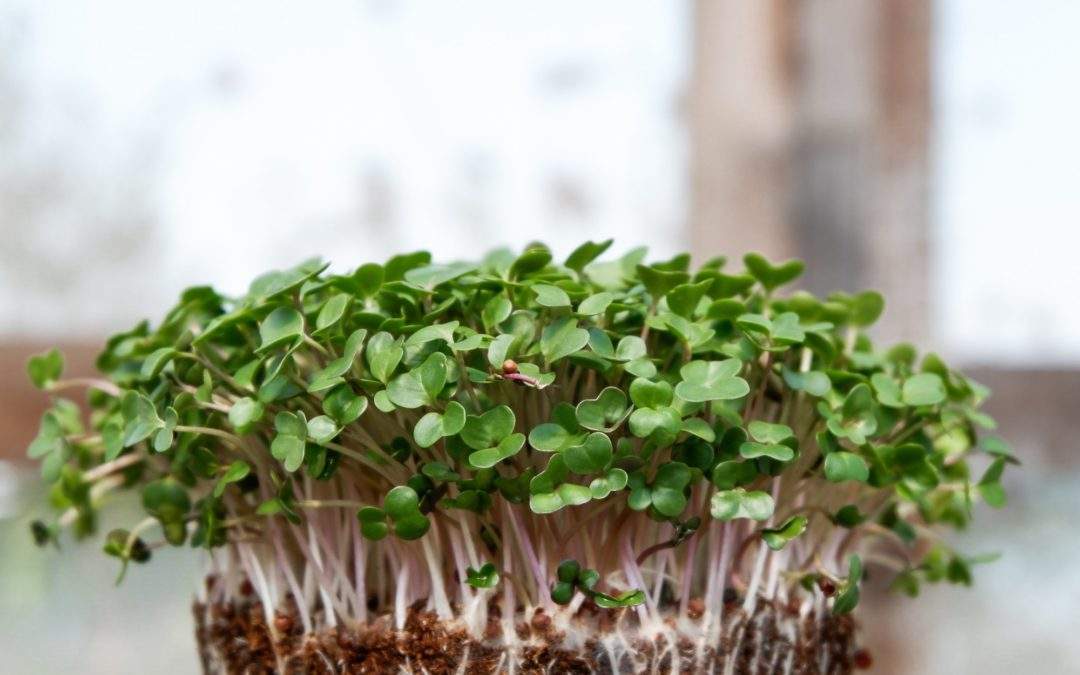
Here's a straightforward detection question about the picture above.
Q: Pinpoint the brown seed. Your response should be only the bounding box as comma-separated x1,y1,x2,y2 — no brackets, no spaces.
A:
273,613,293,634
687,598,706,619
239,579,255,596
817,577,837,597
853,649,873,669
502,359,519,374
531,611,552,631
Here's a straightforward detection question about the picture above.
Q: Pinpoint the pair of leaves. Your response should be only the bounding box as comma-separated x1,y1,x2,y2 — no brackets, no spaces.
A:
740,421,796,462
540,317,590,365
550,558,645,609
529,455,591,514
872,372,947,408
121,392,177,453
675,360,749,403
710,488,775,521
575,387,629,432
357,486,430,540
461,405,525,469
736,312,805,350
413,401,467,448
627,463,692,518
825,384,878,445
386,352,448,409
627,378,681,445
308,329,368,392
27,348,65,389
761,515,808,550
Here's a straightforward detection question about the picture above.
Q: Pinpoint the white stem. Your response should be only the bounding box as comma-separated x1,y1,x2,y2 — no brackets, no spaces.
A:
421,535,453,619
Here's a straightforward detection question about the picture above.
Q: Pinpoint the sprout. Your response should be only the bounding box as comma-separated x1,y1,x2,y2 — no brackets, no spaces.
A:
21,244,1010,670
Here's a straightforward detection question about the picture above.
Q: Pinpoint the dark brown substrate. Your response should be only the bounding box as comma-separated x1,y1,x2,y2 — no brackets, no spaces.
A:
194,592,861,674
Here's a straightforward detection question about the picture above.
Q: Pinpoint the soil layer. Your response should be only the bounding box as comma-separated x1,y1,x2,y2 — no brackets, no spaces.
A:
194,592,860,674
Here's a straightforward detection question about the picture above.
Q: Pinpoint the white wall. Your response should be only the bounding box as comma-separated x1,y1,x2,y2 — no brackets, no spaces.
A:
0,0,690,338
935,0,1080,366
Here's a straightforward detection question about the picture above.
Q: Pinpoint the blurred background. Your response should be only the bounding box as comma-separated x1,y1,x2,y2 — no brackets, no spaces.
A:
1,1,1077,672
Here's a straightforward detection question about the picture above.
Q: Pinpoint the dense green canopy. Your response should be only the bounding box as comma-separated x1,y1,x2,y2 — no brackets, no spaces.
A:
26,242,1012,610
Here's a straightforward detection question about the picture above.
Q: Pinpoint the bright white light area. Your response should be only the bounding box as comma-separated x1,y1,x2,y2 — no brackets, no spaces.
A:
936,0,1080,365
0,0,690,338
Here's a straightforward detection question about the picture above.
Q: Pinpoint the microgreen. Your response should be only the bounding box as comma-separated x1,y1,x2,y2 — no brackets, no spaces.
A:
20,245,1010,650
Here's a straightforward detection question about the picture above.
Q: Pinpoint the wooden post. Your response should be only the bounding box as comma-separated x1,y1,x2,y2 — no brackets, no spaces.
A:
689,0,931,342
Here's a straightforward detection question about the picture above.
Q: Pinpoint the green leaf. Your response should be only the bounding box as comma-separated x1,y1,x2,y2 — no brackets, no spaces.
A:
315,293,350,332
306,415,339,444
528,423,581,453
747,421,794,444
322,385,367,425
121,391,164,447
468,433,526,469
534,284,571,308
270,434,306,472
636,264,690,299
213,461,251,498
824,451,869,483
710,488,774,521
575,387,629,431
624,357,657,378
977,457,1008,508
711,460,757,490
465,562,500,589
405,321,458,348
589,468,628,499
383,485,420,518
578,292,614,316
530,492,565,514
257,307,304,352
357,507,389,541
140,347,176,380
509,246,553,279
761,515,808,550
387,353,447,409
540,317,590,365
413,401,467,448
27,348,64,389
675,359,749,402
743,253,804,292
352,263,384,297
461,405,516,450
614,336,647,362
739,441,795,462
681,417,715,442
832,555,863,614
565,239,613,272
827,384,878,445
850,291,885,327
393,514,431,540
593,589,646,609
870,373,904,408
228,397,264,433
628,407,681,440
563,433,613,474
628,377,673,409
902,373,947,406
770,312,805,346
486,333,516,369
781,367,831,397
482,295,512,329
366,332,403,384
405,262,476,289
666,280,712,318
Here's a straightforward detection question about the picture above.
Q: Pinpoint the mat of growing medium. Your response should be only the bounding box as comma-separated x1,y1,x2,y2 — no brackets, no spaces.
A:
25,242,1014,673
